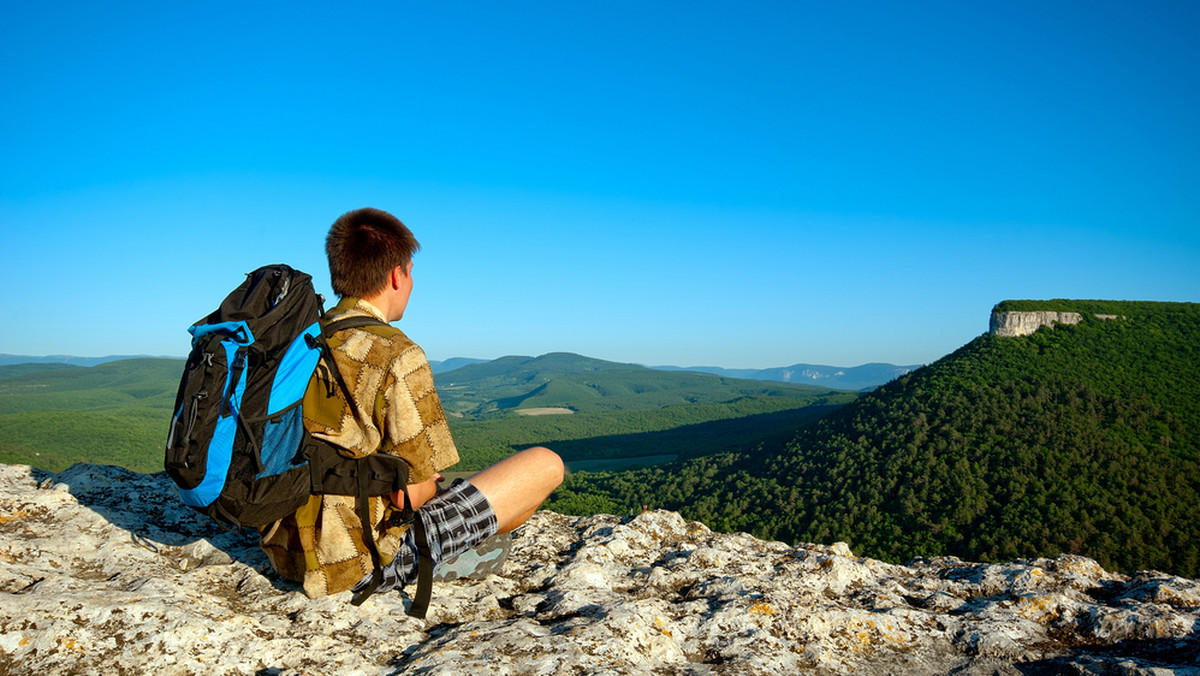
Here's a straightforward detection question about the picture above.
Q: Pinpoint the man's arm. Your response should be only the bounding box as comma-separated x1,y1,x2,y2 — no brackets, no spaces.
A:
392,473,443,511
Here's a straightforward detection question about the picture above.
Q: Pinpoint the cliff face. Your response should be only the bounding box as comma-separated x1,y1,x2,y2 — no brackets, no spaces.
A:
1,463,1198,675
989,311,1084,337
989,309,1130,337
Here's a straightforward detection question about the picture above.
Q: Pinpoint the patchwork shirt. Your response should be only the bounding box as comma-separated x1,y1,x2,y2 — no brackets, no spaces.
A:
258,297,460,597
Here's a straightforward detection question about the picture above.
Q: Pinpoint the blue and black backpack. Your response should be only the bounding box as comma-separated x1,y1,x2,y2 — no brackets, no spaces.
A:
164,264,433,614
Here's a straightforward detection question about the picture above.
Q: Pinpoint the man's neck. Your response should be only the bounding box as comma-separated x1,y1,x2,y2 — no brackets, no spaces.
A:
357,292,398,323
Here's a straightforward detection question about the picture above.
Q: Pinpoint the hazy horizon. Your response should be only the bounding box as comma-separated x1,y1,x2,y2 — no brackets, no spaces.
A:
0,349,924,372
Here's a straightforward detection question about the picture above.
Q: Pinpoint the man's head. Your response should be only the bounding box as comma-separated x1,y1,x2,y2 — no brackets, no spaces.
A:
326,207,420,299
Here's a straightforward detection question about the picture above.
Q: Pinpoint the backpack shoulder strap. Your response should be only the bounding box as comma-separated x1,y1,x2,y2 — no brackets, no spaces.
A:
310,315,388,422
323,315,389,335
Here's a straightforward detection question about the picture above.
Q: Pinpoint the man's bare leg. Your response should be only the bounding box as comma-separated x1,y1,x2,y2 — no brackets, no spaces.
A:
468,446,564,533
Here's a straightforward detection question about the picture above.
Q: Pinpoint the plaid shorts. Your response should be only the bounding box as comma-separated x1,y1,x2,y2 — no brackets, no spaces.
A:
353,478,498,594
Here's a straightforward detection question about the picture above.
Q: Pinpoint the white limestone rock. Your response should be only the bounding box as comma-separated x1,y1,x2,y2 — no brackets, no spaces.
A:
990,311,1084,337
0,462,1197,675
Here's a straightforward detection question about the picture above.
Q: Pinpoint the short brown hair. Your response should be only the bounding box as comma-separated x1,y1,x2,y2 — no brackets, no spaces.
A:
326,208,421,298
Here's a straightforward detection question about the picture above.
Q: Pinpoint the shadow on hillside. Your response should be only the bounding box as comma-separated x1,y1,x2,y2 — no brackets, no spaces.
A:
48,462,302,594
538,404,844,468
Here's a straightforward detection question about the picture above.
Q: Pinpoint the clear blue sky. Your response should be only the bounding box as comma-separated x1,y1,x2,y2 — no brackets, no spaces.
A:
2,1,1197,369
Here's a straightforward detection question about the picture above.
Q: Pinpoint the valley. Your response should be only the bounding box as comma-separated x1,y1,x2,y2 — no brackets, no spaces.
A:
2,300,1195,579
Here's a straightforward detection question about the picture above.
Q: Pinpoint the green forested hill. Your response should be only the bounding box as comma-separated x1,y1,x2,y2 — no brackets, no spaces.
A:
0,358,184,471
435,352,839,418
0,358,182,412
548,301,1200,577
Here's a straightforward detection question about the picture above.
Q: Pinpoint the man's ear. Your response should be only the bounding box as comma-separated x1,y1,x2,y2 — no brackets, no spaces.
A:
390,264,407,289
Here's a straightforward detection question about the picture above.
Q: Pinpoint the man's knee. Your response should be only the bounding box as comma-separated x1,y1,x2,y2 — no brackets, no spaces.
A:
523,446,564,487
469,445,563,506
468,445,564,532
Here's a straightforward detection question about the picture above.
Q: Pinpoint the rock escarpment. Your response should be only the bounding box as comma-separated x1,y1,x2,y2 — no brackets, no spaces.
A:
0,463,1197,675
989,311,1084,337
989,309,1128,337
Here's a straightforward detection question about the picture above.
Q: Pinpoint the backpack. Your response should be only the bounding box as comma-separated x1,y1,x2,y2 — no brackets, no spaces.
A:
164,264,434,616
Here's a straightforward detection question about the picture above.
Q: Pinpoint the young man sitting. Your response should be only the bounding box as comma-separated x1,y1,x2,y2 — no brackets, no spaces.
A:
258,207,564,607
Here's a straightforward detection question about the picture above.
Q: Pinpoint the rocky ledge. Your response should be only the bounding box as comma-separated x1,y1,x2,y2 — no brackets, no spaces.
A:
0,463,1197,675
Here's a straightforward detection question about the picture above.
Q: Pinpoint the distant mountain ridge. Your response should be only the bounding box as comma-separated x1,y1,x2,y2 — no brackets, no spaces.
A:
428,357,487,374
0,353,911,391
0,354,172,367
650,362,918,391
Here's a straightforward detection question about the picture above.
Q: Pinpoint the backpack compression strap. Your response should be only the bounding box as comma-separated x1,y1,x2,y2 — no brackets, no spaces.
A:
350,456,386,607
409,514,435,618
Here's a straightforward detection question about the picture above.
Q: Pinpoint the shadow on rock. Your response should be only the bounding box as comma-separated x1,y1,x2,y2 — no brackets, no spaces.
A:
1017,634,1200,674
44,462,299,593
